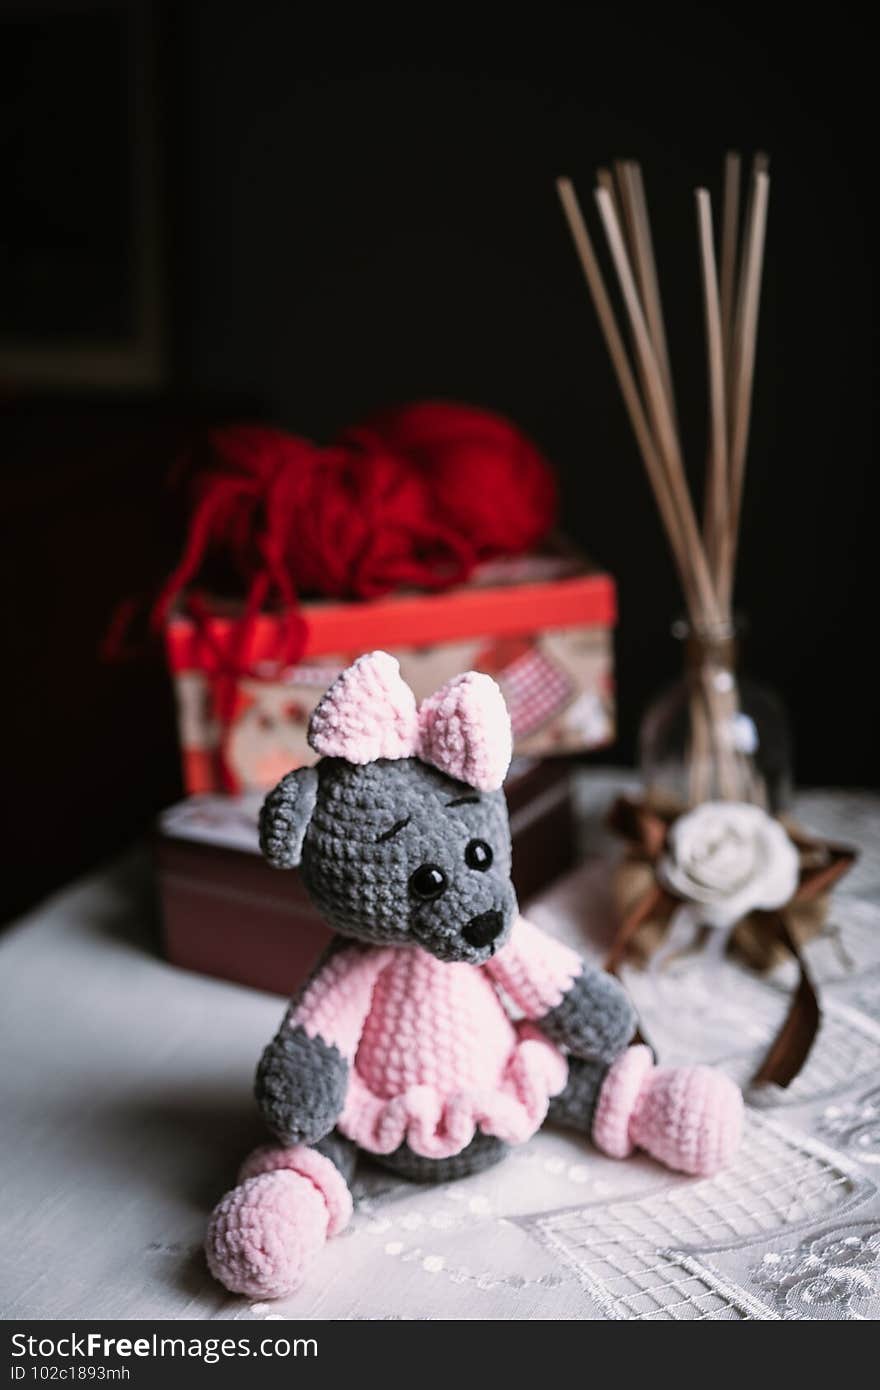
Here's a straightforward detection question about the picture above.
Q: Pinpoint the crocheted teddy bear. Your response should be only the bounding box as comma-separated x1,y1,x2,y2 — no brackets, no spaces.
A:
206,652,743,1298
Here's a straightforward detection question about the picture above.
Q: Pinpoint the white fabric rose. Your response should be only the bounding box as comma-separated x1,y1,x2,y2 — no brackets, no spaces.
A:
658,801,799,929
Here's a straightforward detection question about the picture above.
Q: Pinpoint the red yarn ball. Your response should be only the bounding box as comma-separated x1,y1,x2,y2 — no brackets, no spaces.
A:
158,404,558,641
353,402,558,558
287,443,473,600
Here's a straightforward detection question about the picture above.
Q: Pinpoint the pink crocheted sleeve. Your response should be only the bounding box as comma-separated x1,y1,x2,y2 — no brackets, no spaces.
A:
484,914,583,1020
285,943,390,1060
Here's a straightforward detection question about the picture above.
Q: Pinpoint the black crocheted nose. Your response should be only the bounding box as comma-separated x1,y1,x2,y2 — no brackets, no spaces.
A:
461,910,503,948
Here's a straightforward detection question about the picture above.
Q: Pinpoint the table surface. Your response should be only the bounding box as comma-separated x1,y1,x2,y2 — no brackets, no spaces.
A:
2,774,880,1322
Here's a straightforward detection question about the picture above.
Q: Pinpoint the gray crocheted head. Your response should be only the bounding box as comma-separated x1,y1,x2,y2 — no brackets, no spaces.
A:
259,654,517,965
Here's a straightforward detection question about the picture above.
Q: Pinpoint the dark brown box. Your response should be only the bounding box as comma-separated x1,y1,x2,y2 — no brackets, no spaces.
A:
155,759,576,997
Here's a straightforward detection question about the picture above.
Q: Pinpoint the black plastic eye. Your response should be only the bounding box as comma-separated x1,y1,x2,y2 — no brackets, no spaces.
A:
409,863,448,900
465,839,493,871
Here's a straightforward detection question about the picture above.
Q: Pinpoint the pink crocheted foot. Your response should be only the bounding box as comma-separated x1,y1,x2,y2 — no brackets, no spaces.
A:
205,1146,352,1299
592,1045,743,1177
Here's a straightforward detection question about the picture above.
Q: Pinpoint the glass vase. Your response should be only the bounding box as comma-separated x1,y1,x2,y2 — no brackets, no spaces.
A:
639,618,793,815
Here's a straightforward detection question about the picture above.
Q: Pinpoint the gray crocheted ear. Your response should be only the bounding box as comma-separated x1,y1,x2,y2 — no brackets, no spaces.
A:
259,766,319,869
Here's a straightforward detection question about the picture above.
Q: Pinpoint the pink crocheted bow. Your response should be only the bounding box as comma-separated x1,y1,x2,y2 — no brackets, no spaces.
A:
307,651,513,792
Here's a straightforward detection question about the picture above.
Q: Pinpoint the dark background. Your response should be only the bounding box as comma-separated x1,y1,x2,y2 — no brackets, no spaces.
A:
1,1,875,925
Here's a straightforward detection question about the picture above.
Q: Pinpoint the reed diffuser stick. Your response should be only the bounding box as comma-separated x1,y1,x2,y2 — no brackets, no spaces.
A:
723,169,770,610
728,153,769,415
555,178,697,605
624,162,677,424
596,166,620,218
612,160,642,285
594,186,721,624
719,151,741,364
696,188,729,587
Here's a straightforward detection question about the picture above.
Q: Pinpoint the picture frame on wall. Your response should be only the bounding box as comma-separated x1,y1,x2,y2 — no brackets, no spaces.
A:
0,0,164,390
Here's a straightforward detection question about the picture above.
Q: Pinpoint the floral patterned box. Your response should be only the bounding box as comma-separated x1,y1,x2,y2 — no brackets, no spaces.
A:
165,549,616,794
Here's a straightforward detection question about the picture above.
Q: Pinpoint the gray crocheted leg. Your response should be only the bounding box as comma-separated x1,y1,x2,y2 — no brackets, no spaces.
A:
546,1055,611,1136
373,1132,509,1183
314,1130,358,1185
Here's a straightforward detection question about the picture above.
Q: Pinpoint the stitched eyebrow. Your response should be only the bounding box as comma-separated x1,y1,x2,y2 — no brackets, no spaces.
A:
446,795,480,807
377,816,411,843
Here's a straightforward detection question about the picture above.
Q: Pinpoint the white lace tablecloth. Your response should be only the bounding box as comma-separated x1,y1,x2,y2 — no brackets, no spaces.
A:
1,776,879,1321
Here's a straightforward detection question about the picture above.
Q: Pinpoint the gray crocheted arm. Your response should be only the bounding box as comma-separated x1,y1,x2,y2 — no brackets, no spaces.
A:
255,941,386,1145
537,967,636,1063
486,915,636,1064
256,1028,349,1146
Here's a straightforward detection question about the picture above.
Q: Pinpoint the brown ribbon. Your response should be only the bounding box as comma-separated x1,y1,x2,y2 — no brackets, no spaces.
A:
606,795,856,1088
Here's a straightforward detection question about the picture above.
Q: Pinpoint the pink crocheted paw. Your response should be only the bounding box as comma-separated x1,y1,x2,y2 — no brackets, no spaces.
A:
630,1063,744,1177
307,651,419,763
238,1144,353,1237
205,1170,329,1299
591,1044,654,1160
418,671,512,791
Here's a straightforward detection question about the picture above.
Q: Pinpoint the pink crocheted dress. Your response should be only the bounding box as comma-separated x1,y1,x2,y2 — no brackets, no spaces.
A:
288,915,582,1160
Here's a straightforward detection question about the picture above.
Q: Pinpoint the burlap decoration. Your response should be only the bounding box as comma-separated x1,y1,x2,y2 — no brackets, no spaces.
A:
606,796,856,1086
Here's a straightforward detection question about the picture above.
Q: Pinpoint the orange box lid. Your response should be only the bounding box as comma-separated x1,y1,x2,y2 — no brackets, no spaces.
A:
166,553,616,673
